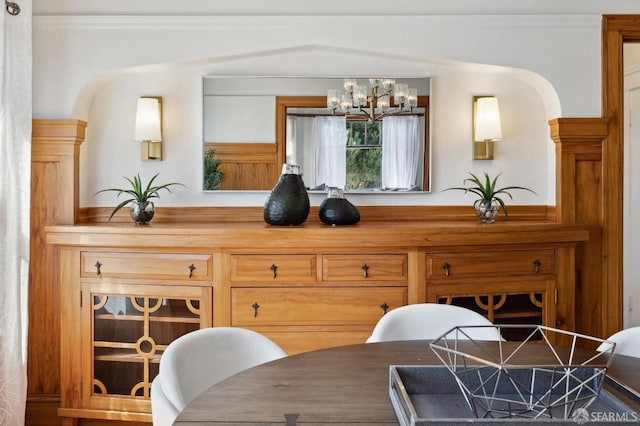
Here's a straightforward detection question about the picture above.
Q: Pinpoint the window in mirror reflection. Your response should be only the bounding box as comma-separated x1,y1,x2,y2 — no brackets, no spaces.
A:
286,109,425,191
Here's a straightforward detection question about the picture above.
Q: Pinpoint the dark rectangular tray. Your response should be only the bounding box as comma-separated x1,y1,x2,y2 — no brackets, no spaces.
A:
389,366,639,425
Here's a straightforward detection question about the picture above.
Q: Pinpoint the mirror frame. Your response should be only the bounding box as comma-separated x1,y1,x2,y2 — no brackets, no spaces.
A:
275,95,431,192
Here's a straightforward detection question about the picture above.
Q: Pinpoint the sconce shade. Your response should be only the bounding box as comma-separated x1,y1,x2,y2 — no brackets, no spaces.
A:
474,96,502,141
134,97,162,142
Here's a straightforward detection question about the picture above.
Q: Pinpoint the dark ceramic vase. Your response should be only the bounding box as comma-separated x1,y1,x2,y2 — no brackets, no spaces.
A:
264,164,310,226
130,201,155,225
319,187,360,226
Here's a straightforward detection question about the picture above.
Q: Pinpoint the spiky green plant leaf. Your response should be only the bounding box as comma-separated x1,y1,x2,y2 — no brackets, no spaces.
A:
444,172,536,216
95,173,185,221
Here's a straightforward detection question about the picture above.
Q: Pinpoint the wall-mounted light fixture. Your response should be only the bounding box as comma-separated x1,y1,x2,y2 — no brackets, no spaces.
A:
472,95,502,160
134,96,163,161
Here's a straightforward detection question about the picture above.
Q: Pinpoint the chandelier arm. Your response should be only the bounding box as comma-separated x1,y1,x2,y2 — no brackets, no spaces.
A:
372,90,393,101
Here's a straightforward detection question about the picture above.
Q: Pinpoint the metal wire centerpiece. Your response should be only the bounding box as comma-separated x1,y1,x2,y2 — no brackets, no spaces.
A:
429,325,616,420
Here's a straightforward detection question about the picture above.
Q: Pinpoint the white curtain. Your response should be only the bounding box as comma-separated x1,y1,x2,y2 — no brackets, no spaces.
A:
311,116,346,189
381,116,420,190
0,1,32,424
285,116,296,165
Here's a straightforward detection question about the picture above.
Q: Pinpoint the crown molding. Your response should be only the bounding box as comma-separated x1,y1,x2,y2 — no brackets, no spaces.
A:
33,14,600,31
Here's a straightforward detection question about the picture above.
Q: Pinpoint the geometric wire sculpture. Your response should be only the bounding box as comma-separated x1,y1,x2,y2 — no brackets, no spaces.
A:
429,325,616,420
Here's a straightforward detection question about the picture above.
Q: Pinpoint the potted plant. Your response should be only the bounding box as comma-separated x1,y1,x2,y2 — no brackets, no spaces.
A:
95,173,184,224
444,172,536,223
203,148,224,190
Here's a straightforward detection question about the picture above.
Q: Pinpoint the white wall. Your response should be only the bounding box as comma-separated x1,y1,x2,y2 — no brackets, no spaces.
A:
31,1,640,208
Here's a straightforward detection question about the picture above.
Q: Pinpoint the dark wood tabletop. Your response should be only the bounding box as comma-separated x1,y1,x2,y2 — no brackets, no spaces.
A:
173,340,640,425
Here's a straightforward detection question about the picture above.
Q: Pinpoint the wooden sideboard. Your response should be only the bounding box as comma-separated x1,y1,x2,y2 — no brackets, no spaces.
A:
46,221,588,424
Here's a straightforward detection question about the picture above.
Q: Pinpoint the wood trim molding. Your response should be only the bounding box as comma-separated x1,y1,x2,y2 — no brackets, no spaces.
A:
275,96,326,175
27,119,87,424
78,204,555,224
32,119,87,140
31,119,87,221
549,116,608,342
549,117,608,223
204,142,278,190
204,142,277,163
275,95,431,191
601,14,640,339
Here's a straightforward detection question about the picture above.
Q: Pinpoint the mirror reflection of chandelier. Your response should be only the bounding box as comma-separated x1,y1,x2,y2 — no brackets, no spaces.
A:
327,78,418,122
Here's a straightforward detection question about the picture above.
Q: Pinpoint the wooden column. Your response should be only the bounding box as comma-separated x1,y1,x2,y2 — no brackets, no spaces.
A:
601,15,640,341
27,119,86,425
549,117,609,342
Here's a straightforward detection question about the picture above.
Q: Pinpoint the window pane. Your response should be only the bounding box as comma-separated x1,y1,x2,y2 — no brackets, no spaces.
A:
346,121,382,190
346,146,382,190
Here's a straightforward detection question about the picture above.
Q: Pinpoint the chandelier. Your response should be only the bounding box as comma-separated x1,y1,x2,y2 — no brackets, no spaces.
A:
327,78,418,122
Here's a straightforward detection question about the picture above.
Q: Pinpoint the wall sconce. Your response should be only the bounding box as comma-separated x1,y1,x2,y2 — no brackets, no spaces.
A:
134,96,163,161
472,96,502,160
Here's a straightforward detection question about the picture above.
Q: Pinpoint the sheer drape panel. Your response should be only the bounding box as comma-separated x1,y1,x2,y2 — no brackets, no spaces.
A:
381,116,420,190
0,1,32,424
297,117,315,184
312,116,346,189
285,116,296,164
286,117,317,186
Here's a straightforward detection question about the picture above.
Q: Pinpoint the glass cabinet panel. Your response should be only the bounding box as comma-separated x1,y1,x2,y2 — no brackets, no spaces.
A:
437,291,545,341
83,283,212,410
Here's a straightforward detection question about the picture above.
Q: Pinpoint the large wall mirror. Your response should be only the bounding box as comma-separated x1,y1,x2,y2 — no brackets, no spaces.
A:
203,77,431,192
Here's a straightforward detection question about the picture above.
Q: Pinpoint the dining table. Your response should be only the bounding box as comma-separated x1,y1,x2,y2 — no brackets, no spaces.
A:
173,340,640,425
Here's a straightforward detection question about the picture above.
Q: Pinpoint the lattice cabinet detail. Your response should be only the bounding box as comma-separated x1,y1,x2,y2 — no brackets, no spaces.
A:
89,290,206,397
81,283,212,414
436,290,550,340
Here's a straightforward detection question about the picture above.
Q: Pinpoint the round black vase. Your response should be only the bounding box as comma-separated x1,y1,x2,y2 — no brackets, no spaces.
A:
318,187,360,226
264,165,310,226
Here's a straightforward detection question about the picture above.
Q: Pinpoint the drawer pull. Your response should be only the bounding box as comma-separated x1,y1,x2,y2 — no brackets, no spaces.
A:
361,263,370,279
188,264,196,279
533,259,541,274
252,302,260,317
270,264,278,279
380,302,389,315
442,262,450,277
94,261,102,276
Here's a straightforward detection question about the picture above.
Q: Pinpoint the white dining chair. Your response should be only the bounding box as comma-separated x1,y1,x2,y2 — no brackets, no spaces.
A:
151,326,287,426
597,326,640,358
366,303,502,343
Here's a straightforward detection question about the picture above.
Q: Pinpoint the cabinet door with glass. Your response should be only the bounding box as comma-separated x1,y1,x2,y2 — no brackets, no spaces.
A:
81,282,212,414
428,280,556,341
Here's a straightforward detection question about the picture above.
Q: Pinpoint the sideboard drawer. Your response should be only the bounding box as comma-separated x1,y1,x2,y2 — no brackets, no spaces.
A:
426,250,555,280
80,251,213,280
231,287,407,326
322,254,408,282
230,254,317,282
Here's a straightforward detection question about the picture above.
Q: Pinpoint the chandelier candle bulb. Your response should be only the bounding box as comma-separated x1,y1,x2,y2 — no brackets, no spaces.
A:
327,89,341,109
407,88,418,108
340,94,352,111
394,83,408,104
344,79,357,91
353,85,368,107
378,94,390,110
